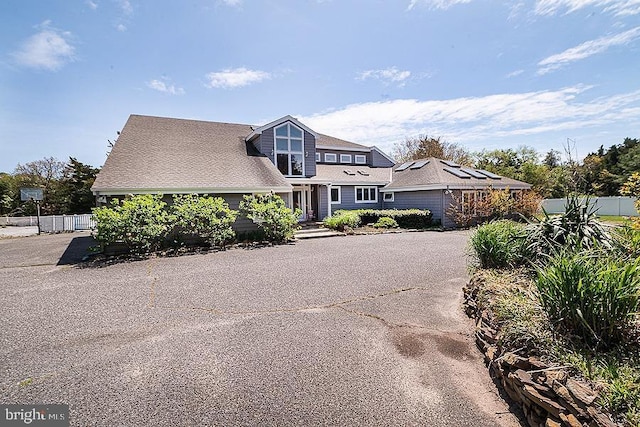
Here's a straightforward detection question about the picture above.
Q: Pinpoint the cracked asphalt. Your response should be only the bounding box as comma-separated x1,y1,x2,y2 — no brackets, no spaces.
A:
0,231,521,426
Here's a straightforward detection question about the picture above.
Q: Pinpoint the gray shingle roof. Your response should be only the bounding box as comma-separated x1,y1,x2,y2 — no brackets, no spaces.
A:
312,164,391,185
382,157,531,191
92,115,291,194
316,134,370,150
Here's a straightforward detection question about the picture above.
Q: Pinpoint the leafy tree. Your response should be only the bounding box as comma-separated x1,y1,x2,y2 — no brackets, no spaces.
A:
61,157,100,214
0,173,18,215
543,150,562,168
13,157,67,215
392,135,473,165
475,147,557,197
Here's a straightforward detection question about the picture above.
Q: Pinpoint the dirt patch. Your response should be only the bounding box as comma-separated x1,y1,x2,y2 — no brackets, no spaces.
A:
393,331,427,358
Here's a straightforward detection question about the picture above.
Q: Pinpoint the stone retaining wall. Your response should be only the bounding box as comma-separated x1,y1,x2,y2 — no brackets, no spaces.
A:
464,276,618,427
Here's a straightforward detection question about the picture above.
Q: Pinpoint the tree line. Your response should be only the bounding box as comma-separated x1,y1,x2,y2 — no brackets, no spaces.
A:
392,136,640,199
0,157,99,216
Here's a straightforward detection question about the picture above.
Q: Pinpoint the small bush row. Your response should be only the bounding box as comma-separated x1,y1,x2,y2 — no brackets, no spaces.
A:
324,209,432,231
92,193,299,254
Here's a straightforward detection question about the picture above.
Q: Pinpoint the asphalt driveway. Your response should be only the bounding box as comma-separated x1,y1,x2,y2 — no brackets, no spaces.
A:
0,232,520,426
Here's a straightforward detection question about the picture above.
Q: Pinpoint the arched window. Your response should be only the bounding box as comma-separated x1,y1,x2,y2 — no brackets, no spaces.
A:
274,123,304,176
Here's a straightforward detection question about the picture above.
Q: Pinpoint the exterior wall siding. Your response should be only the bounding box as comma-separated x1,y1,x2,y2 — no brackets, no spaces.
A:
318,185,329,219
260,128,275,163
304,130,316,177
382,190,455,227
371,149,395,167
331,185,382,212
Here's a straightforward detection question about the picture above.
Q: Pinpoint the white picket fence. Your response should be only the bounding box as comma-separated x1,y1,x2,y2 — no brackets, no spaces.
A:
541,197,638,217
0,214,95,232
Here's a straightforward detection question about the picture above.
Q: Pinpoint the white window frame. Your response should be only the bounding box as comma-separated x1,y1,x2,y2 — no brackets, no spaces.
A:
274,123,305,177
330,186,341,204
340,154,352,164
315,152,321,162
383,192,394,202
355,155,367,164
324,153,337,163
355,186,378,203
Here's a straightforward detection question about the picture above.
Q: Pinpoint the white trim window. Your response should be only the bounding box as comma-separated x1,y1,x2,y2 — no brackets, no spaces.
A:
315,152,321,162
340,154,352,164
274,123,305,176
324,153,337,163
355,186,378,203
383,192,394,202
330,186,341,204
355,155,366,164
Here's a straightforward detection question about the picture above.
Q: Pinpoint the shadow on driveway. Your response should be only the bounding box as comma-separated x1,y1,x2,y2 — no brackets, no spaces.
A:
57,235,97,265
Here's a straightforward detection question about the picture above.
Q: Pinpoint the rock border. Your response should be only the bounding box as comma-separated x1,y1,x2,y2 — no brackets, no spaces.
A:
463,274,618,427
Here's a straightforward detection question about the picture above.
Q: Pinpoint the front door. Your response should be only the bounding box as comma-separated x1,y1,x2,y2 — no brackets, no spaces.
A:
293,189,306,221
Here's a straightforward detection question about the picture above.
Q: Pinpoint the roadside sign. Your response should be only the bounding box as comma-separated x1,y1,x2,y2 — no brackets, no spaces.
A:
20,188,43,201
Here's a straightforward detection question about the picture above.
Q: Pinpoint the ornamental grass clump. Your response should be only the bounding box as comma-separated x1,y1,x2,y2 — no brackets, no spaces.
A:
525,194,613,259
535,252,640,350
469,220,527,269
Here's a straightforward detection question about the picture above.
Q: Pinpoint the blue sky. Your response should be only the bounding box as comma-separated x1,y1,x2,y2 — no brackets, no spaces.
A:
1,0,639,172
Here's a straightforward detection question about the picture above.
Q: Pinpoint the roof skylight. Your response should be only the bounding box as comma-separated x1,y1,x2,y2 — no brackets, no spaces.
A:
410,160,430,169
443,167,471,179
395,161,415,171
460,168,487,179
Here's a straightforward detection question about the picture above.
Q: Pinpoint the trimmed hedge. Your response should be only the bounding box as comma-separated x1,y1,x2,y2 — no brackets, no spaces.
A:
330,209,432,229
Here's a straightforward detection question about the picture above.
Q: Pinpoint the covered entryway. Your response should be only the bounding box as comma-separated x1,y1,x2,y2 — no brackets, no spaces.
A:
292,185,313,221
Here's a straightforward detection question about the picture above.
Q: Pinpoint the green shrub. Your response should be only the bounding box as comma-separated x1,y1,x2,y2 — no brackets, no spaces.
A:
536,252,640,349
239,193,301,243
373,217,398,229
172,194,237,247
470,220,527,269
334,209,432,229
92,194,170,253
525,194,613,259
323,211,361,231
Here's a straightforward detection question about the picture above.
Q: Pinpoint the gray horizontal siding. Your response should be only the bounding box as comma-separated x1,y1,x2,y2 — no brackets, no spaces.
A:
371,149,395,167
304,130,316,177
382,190,455,227
331,186,382,212
318,185,329,219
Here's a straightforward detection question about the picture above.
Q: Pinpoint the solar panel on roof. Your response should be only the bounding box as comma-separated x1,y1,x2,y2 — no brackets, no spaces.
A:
476,169,502,179
443,167,471,179
409,160,430,169
395,161,415,171
460,168,487,179
440,160,460,168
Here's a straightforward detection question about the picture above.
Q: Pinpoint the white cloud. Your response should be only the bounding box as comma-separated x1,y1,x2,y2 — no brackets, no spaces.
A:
205,67,271,89
358,67,412,86
506,69,524,78
116,23,127,32
534,0,640,16
407,0,472,11
12,21,75,71
297,85,640,152
538,26,640,74
221,0,242,6
146,78,185,95
117,0,133,15
86,0,98,10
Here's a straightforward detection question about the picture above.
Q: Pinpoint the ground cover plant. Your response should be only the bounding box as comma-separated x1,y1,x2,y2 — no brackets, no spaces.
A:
467,196,640,425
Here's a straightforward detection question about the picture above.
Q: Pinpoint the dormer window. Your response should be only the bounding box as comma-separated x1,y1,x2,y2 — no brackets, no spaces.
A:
275,123,304,176
355,155,367,164
339,154,351,163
